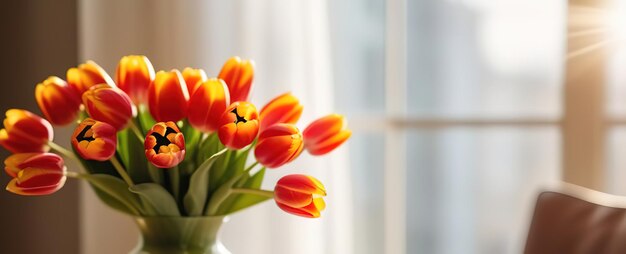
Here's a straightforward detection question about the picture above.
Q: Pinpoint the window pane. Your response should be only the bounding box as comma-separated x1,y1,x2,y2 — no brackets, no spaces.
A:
408,0,566,118
329,0,386,116
407,127,560,254
350,132,385,254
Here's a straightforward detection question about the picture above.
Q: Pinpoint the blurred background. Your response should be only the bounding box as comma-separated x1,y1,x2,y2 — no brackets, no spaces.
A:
1,0,624,253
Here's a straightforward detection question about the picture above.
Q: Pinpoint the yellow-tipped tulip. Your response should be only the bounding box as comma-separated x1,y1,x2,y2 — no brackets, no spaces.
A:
218,102,259,149
144,122,186,168
182,67,208,95
0,109,53,153
218,57,254,103
187,78,230,133
148,70,190,122
4,153,66,196
35,76,82,125
67,60,115,95
82,85,135,131
254,124,303,168
274,174,326,218
259,92,303,132
71,118,117,161
116,55,155,104
302,114,351,155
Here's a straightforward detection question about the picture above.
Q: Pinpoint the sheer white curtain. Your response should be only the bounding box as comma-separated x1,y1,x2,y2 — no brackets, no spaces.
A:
78,1,352,253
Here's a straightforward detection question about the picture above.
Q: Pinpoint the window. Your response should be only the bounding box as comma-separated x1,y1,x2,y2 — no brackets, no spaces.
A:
331,0,569,253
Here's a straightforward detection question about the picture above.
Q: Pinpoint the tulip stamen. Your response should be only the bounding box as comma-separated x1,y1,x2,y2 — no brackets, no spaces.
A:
231,108,247,124
76,125,96,142
150,127,177,153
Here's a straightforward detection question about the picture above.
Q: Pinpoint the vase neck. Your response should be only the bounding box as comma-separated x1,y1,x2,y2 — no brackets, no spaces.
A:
132,216,229,254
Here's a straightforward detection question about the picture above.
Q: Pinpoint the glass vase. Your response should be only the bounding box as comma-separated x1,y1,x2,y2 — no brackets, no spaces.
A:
130,216,230,254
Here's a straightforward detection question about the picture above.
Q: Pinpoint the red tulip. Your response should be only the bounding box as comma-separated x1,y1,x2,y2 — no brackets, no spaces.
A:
4,153,66,196
182,67,208,95
187,78,230,132
274,174,326,218
35,76,82,125
82,85,134,131
259,92,303,132
303,114,351,155
148,70,190,122
218,57,254,102
0,109,53,153
218,102,259,149
145,122,185,168
67,60,115,95
116,55,155,104
71,118,117,161
254,124,303,168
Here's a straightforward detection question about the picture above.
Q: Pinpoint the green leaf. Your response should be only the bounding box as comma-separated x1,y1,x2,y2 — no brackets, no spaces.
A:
122,120,152,184
196,133,222,166
129,183,180,216
183,148,228,216
137,104,156,133
216,168,270,215
80,174,144,215
117,129,130,167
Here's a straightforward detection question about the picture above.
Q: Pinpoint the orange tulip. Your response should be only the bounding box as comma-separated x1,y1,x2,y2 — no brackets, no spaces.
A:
82,85,135,131
187,78,230,133
254,124,303,168
71,118,117,161
259,92,303,132
116,55,155,104
218,57,254,102
182,67,208,95
67,60,115,95
4,153,66,196
148,70,190,122
0,109,53,153
302,114,351,155
274,174,326,218
218,102,259,149
35,76,82,125
145,122,185,168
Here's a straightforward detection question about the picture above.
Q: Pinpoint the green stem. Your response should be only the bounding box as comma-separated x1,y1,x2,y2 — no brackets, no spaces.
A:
244,161,259,173
205,165,263,215
231,188,274,198
110,156,135,187
128,120,145,143
168,166,180,202
48,141,79,162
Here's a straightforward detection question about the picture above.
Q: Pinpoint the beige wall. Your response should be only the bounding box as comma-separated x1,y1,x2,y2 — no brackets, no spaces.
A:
0,1,80,253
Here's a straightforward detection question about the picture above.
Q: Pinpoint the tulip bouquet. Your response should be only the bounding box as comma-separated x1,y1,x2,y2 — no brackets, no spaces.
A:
1,56,350,253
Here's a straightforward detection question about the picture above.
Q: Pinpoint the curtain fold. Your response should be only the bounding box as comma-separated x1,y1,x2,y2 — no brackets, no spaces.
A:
79,1,352,253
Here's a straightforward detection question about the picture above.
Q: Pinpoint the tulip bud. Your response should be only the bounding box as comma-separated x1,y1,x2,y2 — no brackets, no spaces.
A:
35,76,82,125
0,109,53,153
145,122,185,168
254,124,303,168
259,92,303,132
274,174,326,218
67,60,115,95
116,55,155,104
218,102,259,149
148,70,190,122
218,57,254,102
303,114,351,155
182,67,208,95
71,118,117,161
82,85,135,131
4,153,66,196
187,78,230,132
